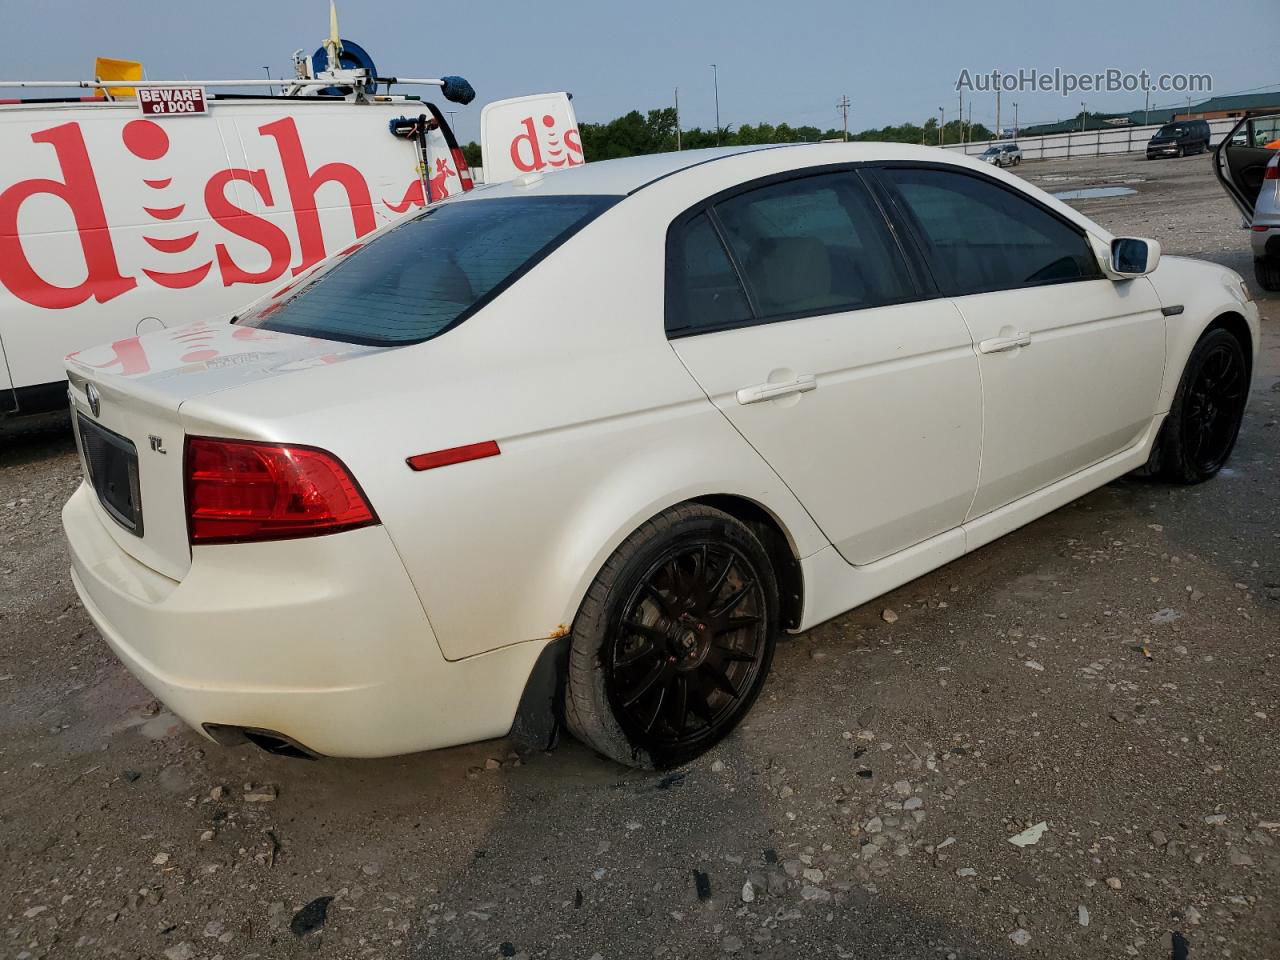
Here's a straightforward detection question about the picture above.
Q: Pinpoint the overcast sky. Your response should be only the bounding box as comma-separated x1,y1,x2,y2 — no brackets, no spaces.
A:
6,0,1278,142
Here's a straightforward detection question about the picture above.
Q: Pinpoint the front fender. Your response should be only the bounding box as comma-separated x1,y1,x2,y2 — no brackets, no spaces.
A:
1146,256,1260,413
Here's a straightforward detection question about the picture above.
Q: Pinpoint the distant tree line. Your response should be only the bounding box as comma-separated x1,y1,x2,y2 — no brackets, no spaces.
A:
459,107,994,168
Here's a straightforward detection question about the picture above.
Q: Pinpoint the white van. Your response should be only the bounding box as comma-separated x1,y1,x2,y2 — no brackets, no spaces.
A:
0,89,477,417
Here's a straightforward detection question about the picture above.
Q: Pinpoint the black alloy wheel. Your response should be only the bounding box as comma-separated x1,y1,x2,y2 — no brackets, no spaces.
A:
563,504,779,769
1149,328,1249,484
605,540,768,749
1180,339,1247,476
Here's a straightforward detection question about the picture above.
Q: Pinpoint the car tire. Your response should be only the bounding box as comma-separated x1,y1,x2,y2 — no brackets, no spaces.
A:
1147,328,1249,484
563,503,779,769
1255,256,1280,292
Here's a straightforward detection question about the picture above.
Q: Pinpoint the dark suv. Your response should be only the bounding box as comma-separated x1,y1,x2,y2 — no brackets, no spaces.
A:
1146,119,1211,159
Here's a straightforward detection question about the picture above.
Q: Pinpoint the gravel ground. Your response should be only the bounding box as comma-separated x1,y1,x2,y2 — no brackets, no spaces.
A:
1,150,1277,960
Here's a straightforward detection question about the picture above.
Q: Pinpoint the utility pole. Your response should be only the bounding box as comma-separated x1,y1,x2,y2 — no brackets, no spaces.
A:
711,64,720,146
958,90,964,145
1080,101,1087,132
836,94,851,141
674,87,681,150
262,66,273,96
1012,101,1018,138
1144,89,1150,126
995,87,1001,140
939,107,945,147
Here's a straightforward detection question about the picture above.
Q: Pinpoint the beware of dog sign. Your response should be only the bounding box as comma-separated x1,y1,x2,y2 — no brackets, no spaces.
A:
138,87,208,116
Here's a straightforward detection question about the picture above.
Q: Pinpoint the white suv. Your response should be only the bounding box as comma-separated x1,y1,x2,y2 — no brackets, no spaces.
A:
978,142,1022,167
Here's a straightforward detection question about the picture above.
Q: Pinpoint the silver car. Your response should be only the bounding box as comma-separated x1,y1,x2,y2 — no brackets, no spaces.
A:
1215,113,1280,291
978,142,1022,167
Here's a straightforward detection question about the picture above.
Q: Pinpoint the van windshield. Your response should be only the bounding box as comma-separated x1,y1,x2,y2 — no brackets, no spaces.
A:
238,194,620,346
1155,124,1186,138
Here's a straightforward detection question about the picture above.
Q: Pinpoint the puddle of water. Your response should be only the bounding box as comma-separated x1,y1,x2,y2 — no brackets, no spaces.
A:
1052,186,1137,200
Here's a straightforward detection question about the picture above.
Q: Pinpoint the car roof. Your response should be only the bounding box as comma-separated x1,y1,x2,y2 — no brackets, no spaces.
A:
467,141,1022,200
466,145,800,198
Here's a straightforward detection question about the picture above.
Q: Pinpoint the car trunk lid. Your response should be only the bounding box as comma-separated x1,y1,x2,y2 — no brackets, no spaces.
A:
66,320,384,580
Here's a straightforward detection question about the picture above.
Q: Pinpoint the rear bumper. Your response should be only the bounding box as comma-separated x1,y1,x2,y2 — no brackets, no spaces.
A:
63,482,546,757
1250,223,1280,259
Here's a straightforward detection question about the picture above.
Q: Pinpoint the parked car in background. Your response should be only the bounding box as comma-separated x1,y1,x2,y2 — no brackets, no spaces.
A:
61,142,1258,769
978,142,1021,166
1146,118,1211,158
1214,112,1280,291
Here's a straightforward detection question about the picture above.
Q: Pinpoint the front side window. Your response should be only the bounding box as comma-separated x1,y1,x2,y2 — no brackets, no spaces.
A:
1251,116,1280,147
239,194,619,346
880,167,1101,296
711,172,915,321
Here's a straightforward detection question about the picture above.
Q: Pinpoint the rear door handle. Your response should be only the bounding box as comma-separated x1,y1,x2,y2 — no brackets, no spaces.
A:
736,374,817,405
978,332,1032,354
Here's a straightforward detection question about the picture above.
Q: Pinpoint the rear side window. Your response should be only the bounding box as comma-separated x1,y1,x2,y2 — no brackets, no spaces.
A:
881,167,1101,296
240,195,618,346
712,172,915,321
666,213,753,333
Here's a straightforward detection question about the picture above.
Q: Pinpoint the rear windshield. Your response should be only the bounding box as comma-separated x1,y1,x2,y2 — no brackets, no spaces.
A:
238,194,619,346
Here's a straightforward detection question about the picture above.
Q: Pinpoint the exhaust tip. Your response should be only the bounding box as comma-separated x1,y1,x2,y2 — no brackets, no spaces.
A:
203,723,319,760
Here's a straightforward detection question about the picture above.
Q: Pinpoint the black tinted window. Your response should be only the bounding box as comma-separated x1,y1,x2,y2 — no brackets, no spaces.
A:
666,213,752,334
712,172,915,320
240,195,618,346
882,168,1101,296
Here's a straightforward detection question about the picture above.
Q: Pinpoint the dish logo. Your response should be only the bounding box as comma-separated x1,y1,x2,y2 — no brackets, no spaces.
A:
0,117,431,311
480,92,584,184
509,114,584,173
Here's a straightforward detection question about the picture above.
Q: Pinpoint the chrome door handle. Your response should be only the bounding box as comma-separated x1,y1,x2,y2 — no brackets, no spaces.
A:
978,333,1032,354
736,374,817,405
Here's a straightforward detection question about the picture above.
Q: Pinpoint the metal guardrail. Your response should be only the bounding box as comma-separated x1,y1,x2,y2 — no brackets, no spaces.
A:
943,117,1237,161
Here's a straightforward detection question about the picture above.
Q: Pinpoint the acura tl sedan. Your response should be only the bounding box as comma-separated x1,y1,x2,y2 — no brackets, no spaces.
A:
63,143,1258,769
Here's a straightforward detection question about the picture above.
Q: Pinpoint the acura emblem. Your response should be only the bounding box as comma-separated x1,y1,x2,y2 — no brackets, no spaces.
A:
85,383,101,418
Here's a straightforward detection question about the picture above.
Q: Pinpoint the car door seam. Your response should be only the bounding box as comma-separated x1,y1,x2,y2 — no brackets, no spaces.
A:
664,341,832,560
946,297,986,527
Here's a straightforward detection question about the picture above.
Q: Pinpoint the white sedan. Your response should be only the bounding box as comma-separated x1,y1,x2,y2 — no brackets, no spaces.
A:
62,143,1259,768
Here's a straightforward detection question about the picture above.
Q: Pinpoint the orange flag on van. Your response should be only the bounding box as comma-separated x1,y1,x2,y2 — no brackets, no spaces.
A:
93,58,142,99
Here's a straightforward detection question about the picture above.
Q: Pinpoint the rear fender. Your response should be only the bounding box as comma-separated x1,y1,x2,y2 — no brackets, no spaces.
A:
539,409,826,642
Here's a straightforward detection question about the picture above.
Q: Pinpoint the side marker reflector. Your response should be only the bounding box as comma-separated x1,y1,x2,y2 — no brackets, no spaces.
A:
406,440,500,472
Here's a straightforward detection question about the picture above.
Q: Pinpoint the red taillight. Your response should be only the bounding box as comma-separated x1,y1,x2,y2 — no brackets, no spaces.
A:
185,437,377,545
1265,163,1279,180
451,147,475,191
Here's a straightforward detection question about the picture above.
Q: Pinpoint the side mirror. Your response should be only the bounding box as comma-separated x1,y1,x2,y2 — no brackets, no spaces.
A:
1107,237,1161,279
